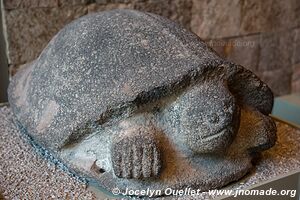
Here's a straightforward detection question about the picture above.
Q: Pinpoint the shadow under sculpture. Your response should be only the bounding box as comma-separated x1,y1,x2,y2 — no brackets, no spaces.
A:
8,9,277,197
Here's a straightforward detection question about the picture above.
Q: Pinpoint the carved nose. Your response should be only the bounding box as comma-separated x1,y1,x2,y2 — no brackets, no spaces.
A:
208,113,220,124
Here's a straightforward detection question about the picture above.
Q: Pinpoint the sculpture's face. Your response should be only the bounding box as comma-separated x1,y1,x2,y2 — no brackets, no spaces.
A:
175,80,240,154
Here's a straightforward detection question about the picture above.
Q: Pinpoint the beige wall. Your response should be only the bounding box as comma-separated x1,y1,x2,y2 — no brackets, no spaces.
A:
2,0,300,96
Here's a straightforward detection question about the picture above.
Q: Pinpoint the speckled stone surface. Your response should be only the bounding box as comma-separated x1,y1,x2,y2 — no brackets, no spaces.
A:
181,122,300,200
7,9,277,196
0,105,299,199
0,105,96,200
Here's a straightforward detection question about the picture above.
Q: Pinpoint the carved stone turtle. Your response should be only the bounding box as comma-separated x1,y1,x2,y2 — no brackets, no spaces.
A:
8,9,276,197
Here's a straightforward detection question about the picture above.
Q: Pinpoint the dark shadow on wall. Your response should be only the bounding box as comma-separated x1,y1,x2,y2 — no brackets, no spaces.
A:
0,2,9,103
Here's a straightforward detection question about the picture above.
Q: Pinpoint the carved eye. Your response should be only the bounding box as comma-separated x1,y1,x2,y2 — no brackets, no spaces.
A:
208,113,219,124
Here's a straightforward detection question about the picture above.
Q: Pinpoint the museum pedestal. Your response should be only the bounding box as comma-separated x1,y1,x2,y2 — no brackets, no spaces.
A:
0,104,299,200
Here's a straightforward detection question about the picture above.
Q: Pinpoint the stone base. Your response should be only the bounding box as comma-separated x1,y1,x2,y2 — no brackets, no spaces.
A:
0,105,299,199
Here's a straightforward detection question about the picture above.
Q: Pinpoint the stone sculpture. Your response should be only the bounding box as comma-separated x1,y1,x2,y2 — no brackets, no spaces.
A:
8,9,277,197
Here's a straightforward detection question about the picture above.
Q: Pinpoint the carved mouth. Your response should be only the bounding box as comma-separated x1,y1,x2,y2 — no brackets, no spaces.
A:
200,128,229,142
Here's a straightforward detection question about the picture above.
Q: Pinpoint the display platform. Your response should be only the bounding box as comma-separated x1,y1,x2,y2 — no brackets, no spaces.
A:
0,105,299,199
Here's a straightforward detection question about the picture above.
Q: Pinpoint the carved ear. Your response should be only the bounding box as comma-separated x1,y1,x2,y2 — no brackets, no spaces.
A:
226,64,273,115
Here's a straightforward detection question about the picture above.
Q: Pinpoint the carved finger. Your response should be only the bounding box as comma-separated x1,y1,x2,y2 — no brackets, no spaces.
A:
132,144,143,179
142,143,153,178
121,139,133,178
152,145,161,176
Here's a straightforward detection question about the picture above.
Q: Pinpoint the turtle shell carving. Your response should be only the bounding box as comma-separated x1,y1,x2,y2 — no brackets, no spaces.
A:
8,9,276,197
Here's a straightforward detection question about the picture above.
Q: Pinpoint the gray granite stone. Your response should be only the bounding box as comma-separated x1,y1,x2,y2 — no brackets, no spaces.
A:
0,105,96,199
8,9,276,197
88,0,192,30
1,106,299,199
